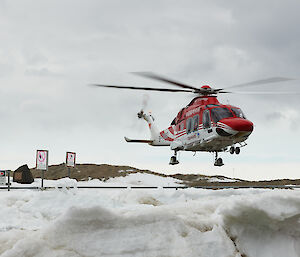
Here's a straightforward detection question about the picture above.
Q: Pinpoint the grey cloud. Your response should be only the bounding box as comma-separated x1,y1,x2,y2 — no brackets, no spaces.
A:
25,68,61,77
265,112,285,121
0,0,299,173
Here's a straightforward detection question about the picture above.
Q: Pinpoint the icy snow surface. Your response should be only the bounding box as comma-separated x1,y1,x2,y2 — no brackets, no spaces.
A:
7,173,182,188
207,177,239,183
1,176,300,257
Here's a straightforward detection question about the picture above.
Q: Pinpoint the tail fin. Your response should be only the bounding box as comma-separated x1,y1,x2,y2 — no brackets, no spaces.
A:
137,111,172,146
124,111,173,146
137,111,159,141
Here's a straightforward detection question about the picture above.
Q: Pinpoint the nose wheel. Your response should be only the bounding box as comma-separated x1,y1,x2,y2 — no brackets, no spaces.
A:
169,151,179,165
214,152,224,167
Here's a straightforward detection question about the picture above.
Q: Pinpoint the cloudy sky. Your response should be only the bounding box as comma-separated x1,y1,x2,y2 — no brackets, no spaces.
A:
0,0,299,180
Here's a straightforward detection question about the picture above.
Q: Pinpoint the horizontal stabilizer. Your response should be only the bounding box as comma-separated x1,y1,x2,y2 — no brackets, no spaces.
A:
124,137,153,144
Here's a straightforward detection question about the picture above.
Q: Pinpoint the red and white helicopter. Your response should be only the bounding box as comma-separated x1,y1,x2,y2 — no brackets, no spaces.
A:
92,73,294,166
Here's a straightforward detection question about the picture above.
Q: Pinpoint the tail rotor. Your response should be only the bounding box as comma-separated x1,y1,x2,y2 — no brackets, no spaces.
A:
137,94,149,119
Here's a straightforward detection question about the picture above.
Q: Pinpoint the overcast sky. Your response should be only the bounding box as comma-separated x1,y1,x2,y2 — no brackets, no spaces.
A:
0,0,299,180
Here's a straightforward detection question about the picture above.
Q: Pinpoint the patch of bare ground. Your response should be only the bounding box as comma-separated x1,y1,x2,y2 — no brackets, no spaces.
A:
30,163,166,181
30,163,300,187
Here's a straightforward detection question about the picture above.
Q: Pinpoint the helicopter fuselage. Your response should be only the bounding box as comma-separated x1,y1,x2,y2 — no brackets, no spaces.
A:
126,95,254,166
154,96,253,153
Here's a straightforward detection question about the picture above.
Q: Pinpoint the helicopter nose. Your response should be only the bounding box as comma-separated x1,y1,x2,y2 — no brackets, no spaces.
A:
221,118,253,132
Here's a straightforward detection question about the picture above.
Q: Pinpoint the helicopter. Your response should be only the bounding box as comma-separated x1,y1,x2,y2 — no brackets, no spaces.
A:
92,72,295,166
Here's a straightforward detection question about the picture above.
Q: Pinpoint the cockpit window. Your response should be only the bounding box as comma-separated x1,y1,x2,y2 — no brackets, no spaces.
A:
210,108,234,123
231,108,246,119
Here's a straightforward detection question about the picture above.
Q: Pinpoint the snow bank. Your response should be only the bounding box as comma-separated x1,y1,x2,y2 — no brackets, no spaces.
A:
54,178,77,190
6,172,181,188
104,172,182,187
0,194,235,257
0,185,300,257
220,192,300,257
7,178,78,188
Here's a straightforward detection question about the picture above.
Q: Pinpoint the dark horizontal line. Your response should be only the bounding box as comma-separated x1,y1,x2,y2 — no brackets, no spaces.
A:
0,187,40,190
72,186,128,189
0,185,300,190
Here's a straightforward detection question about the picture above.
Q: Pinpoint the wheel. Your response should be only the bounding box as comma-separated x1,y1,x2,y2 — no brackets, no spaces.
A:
217,158,223,165
214,158,224,167
229,146,235,154
235,147,240,155
169,156,179,165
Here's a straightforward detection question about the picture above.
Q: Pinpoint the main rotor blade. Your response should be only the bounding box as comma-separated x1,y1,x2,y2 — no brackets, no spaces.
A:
229,91,300,95
133,72,200,91
226,77,295,90
91,84,193,93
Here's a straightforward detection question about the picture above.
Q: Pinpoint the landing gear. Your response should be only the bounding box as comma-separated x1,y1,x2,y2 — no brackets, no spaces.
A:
214,152,224,167
229,146,240,155
169,151,179,165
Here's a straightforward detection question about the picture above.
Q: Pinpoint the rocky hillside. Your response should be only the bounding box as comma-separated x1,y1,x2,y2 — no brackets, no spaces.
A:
31,163,159,181
30,163,300,187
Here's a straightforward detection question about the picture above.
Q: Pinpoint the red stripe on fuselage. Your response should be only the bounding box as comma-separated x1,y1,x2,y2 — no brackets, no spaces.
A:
168,127,174,135
160,131,174,142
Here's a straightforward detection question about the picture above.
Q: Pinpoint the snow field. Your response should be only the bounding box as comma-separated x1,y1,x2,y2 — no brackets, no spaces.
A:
6,173,182,188
0,178,300,257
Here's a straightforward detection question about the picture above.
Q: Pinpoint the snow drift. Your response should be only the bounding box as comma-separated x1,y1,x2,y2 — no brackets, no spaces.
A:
0,178,300,257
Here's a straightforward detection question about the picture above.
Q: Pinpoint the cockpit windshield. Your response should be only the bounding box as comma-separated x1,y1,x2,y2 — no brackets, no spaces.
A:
231,108,246,119
210,108,234,123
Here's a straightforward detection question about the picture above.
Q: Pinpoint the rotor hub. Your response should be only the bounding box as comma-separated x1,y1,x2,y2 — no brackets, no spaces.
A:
201,85,211,89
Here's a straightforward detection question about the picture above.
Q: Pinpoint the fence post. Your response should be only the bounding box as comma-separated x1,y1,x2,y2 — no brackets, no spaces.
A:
7,170,10,191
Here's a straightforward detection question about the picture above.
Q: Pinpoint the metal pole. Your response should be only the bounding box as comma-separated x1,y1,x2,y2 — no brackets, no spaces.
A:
41,170,44,189
68,167,70,178
7,170,10,191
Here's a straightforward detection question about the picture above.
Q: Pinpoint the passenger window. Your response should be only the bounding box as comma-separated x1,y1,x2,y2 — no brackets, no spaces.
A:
186,118,193,134
193,115,199,131
203,110,211,129
180,122,184,131
177,122,184,132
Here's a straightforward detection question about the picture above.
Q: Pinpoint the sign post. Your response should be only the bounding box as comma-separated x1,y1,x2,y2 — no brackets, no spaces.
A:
7,170,10,191
66,152,76,178
36,150,48,189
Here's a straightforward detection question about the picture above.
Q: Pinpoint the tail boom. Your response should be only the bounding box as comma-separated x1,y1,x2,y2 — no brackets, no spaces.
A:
125,111,174,146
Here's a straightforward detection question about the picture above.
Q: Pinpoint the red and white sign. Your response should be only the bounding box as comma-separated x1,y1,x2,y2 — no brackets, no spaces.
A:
0,170,6,185
36,150,48,170
66,152,76,167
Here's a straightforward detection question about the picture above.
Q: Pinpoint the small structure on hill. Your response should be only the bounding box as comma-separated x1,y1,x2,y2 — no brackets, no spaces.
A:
13,164,34,184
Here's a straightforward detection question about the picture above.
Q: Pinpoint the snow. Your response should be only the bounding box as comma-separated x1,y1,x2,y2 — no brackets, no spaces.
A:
1,175,300,257
5,173,182,188
5,178,78,188
104,172,182,186
207,177,239,183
